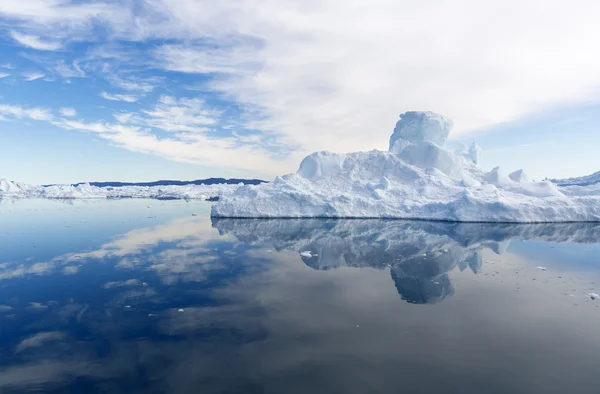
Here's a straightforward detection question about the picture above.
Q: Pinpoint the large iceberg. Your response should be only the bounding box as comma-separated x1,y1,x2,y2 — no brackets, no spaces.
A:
212,111,600,222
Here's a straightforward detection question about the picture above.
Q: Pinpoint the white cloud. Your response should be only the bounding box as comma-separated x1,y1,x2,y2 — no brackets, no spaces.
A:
9,31,62,51
23,72,45,81
139,0,600,156
44,93,296,173
0,73,9,79
107,76,155,93
100,92,139,103
0,104,52,121
54,61,85,78
59,107,77,117
0,64,14,69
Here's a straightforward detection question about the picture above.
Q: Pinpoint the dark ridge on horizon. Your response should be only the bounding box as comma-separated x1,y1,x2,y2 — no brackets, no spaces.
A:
42,178,267,187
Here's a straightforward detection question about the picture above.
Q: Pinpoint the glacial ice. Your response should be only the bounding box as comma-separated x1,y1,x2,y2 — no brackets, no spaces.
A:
0,179,239,201
212,111,600,222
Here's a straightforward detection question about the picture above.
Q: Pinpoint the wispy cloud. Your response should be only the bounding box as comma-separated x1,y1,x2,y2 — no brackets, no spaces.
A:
23,72,45,81
54,61,85,78
20,92,296,173
10,31,62,51
107,76,155,93
0,104,52,121
59,107,77,117
100,92,139,103
0,72,9,79
1,63,15,69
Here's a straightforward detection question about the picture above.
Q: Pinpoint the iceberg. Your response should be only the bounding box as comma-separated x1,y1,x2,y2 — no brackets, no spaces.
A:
212,111,600,222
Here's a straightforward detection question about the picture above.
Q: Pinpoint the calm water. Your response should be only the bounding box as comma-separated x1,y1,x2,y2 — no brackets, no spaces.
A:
1,199,600,393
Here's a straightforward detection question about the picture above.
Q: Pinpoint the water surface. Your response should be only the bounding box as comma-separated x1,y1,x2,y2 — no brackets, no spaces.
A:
1,199,600,393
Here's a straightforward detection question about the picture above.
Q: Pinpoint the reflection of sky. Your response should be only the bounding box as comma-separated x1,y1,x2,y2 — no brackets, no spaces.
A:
1,200,600,393
0,199,209,264
508,240,600,276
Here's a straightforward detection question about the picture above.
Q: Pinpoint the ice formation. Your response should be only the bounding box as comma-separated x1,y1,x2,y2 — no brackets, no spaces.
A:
212,111,600,222
0,179,239,201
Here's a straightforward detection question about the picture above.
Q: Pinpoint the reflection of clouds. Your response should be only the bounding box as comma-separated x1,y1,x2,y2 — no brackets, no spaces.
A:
0,215,230,283
103,279,140,289
1,219,600,392
15,331,65,353
214,219,600,304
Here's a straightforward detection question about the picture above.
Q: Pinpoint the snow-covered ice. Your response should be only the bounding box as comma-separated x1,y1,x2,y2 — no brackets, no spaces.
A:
0,180,239,201
213,111,600,222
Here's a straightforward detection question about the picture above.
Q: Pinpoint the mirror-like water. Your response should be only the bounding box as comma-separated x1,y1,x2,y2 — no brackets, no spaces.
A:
1,199,600,393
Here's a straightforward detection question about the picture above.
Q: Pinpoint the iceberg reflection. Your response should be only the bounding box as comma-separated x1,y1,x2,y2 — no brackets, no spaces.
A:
213,219,600,304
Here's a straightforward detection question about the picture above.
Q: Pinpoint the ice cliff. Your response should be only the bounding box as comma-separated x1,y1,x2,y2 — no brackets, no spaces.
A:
212,111,600,222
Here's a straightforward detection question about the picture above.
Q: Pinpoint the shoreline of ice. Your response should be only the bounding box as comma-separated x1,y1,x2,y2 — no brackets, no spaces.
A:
0,180,241,201
212,111,600,222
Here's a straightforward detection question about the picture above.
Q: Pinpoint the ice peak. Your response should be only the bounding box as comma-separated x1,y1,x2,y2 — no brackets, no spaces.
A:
389,111,453,152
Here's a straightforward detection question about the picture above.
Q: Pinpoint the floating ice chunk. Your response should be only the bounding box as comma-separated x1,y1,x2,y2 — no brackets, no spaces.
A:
178,309,184,312
389,111,453,149
588,293,599,300
300,251,313,258
536,266,547,271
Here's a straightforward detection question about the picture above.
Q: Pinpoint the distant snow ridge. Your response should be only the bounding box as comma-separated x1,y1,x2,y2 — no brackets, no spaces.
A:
212,111,600,222
552,170,600,187
0,179,240,201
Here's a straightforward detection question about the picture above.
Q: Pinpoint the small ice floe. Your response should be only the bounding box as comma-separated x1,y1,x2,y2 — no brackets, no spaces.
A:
178,308,184,312
191,213,198,216
422,253,427,256
588,293,600,300
300,251,313,258
536,266,547,271
125,305,131,308
442,249,448,253
266,249,272,253
148,313,157,317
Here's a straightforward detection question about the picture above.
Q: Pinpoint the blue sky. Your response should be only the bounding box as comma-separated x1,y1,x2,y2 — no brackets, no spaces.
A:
1,0,600,184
